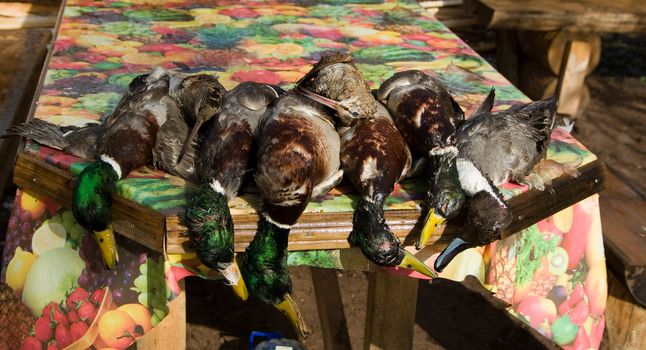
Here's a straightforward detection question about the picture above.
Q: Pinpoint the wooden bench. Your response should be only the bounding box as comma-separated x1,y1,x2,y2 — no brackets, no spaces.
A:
463,0,646,117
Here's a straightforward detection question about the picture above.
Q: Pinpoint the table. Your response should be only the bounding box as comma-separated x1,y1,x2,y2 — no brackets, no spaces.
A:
463,0,646,116
1,1,607,349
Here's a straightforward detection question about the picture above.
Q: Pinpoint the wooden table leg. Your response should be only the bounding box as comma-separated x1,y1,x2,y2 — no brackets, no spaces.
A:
364,271,418,350
136,280,186,350
311,267,352,350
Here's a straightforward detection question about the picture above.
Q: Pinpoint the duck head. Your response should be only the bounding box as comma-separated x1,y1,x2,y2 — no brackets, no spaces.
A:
296,86,374,125
434,190,511,272
350,198,437,278
417,149,464,249
169,73,226,162
241,216,311,339
72,158,120,269
184,181,247,300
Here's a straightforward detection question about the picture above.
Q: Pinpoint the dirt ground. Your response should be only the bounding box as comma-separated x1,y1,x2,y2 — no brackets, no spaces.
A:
183,34,646,350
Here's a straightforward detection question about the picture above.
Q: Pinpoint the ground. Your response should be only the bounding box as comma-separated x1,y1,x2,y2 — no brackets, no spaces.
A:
0,29,643,350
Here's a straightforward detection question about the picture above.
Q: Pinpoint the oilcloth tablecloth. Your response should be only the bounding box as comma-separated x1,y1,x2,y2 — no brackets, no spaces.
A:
1,0,606,349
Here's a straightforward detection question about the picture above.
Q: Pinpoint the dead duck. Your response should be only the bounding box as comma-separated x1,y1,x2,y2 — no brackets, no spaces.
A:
376,70,466,249
296,58,436,276
5,68,224,269
435,92,559,272
242,91,343,338
339,103,437,278
183,82,281,301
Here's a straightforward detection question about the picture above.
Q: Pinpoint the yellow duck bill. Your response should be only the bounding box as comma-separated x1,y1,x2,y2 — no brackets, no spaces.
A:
275,293,311,339
94,225,119,270
399,250,437,278
416,209,446,250
222,257,248,301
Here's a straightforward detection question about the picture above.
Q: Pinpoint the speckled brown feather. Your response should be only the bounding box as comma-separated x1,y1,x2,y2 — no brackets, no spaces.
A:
339,102,411,202
254,92,341,226
297,53,375,125
378,70,462,155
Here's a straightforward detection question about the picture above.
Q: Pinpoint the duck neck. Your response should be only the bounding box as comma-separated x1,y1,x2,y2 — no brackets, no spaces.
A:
250,215,291,262
455,157,505,207
184,182,234,269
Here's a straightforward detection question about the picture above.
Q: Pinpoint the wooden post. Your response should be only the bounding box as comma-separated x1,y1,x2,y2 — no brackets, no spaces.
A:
364,271,418,350
310,268,352,350
136,280,186,350
605,271,646,350
555,40,592,116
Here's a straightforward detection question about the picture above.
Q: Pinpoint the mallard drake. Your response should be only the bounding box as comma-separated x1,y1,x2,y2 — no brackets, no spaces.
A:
435,92,559,272
243,91,343,338
183,82,280,301
5,68,224,269
376,70,465,249
340,103,437,278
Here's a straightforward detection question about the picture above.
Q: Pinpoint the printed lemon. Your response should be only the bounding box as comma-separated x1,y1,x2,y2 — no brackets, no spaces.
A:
5,247,36,293
31,221,67,256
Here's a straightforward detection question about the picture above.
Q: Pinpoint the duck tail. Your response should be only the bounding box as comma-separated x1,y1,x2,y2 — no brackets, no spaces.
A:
3,119,69,150
471,88,495,118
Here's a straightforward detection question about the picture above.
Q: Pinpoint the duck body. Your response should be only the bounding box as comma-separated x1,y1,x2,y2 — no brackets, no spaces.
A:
376,70,465,249
435,93,558,272
341,105,434,277
184,82,279,300
242,91,341,338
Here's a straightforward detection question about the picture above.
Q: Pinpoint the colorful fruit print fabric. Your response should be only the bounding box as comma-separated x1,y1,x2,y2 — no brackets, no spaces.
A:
2,190,177,349
1,0,607,348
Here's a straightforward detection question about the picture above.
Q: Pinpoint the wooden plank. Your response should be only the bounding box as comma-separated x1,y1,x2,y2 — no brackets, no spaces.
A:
136,280,186,350
0,29,52,195
13,153,606,254
13,153,167,251
310,268,352,350
605,271,646,350
0,2,59,29
463,0,646,33
556,40,592,116
363,271,418,350
600,170,646,306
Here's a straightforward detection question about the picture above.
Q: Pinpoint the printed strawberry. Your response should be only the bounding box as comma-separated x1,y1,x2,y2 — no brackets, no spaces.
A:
46,341,58,350
66,288,89,310
67,309,79,323
90,288,106,306
69,321,89,343
34,316,54,343
76,300,97,323
51,307,68,327
54,324,72,349
41,302,59,319
19,336,42,350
